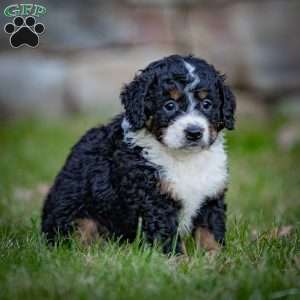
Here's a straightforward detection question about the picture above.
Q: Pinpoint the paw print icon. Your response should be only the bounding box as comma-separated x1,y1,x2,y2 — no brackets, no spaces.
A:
4,16,45,48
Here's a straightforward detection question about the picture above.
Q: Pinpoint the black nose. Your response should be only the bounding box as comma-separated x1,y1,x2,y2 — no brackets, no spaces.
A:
185,125,203,141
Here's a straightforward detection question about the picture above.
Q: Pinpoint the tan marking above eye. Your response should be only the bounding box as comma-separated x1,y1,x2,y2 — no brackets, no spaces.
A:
197,89,209,100
169,89,182,101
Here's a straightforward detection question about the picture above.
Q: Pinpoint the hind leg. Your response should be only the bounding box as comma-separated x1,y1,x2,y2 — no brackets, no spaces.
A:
75,218,109,245
41,191,87,243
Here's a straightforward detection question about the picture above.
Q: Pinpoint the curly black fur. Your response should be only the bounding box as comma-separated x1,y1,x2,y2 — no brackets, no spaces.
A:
42,115,182,253
41,54,235,254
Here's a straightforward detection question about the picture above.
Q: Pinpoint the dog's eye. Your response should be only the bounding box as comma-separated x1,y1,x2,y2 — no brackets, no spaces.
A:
201,99,212,111
164,101,177,112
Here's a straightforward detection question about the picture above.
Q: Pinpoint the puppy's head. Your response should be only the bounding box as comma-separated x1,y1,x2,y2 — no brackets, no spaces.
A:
121,55,236,150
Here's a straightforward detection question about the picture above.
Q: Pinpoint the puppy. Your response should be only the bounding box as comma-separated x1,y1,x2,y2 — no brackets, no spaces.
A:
41,55,236,254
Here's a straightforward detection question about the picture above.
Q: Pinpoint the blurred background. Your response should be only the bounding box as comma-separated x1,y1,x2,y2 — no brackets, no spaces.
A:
1,2,300,298
0,0,299,151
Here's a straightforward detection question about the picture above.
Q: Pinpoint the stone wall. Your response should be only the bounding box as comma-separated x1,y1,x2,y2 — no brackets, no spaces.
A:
0,0,299,119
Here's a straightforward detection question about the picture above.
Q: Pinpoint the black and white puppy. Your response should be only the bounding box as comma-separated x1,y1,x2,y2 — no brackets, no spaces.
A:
41,55,236,254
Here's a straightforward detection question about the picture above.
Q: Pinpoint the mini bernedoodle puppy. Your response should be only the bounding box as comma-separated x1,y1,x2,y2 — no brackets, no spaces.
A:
42,54,236,254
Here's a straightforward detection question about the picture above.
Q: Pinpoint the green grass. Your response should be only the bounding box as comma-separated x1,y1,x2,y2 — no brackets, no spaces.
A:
0,116,300,300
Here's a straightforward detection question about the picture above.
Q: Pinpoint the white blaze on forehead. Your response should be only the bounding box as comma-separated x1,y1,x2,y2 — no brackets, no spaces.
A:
158,60,211,150
183,61,200,112
163,112,210,149
121,117,131,132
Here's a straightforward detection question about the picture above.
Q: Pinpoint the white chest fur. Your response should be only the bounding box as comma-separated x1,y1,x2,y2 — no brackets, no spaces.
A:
126,129,228,235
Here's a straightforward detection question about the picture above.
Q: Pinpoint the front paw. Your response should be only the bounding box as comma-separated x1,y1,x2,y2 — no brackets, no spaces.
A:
162,238,183,256
194,227,222,252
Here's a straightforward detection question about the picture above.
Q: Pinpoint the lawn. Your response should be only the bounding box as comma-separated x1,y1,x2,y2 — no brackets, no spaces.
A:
0,115,299,300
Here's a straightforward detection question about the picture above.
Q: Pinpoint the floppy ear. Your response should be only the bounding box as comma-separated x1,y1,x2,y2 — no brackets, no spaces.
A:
218,77,236,130
120,71,154,130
